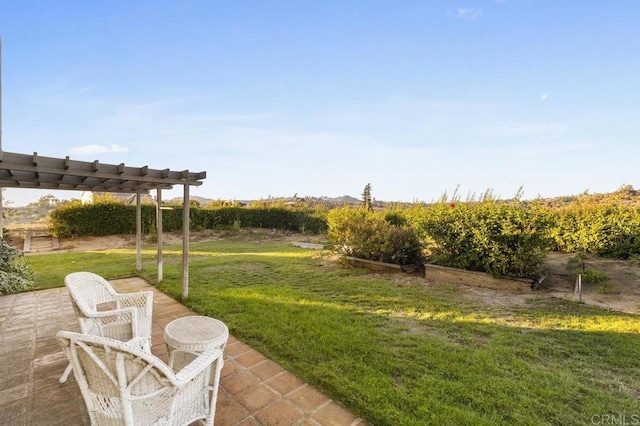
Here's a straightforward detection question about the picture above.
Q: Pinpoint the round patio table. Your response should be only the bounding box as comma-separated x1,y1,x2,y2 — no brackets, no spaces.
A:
164,316,229,369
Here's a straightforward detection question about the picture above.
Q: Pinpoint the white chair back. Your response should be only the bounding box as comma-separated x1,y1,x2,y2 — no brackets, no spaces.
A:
58,331,222,426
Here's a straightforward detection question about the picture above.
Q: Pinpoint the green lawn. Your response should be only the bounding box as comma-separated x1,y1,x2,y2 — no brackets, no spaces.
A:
26,235,640,425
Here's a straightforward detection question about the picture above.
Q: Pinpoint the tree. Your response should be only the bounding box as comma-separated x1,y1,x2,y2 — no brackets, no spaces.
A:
362,183,373,211
28,194,60,214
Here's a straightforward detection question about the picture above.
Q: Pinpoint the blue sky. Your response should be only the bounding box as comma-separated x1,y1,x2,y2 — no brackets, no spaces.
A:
1,1,639,206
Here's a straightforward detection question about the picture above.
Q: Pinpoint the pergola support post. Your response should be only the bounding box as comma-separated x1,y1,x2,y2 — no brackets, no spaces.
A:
181,184,190,301
136,192,142,271
156,188,163,283
0,189,3,240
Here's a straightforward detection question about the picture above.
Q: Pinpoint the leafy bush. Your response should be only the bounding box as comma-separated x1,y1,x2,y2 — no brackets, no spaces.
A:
549,203,640,259
0,239,36,295
327,207,425,268
407,200,553,279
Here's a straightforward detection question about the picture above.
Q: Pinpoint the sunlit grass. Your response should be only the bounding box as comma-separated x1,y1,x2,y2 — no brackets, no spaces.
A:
27,238,640,425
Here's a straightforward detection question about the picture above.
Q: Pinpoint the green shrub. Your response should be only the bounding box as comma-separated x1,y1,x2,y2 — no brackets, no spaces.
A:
407,200,553,279
549,203,640,259
0,239,36,295
327,207,425,268
597,282,620,294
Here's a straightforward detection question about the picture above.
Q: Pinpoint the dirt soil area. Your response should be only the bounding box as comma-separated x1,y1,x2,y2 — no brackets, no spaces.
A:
541,252,640,314
11,229,640,314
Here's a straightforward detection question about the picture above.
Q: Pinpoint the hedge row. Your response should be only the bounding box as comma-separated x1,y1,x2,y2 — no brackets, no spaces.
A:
49,201,328,237
549,203,640,259
405,201,553,278
48,200,640,278
328,200,640,279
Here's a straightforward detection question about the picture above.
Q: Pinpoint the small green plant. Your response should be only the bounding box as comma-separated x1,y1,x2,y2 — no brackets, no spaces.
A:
232,218,241,232
597,282,620,294
0,239,37,295
629,254,640,266
148,232,158,244
575,268,609,283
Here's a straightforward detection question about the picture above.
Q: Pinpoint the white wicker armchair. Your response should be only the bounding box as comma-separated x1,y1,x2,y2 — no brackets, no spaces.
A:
60,271,154,383
57,331,223,426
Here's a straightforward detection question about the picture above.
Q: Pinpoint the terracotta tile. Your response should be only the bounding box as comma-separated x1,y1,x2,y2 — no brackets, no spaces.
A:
0,383,29,406
35,337,62,358
214,397,250,426
0,400,28,425
266,371,306,396
225,341,254,358
0,353,32,377
254,400,304,426
251,359,285,381
32,376,80,408
235,349,268,368
286,385,330,414
29,403,86,425
1,370,30,390
221,359,241,378
236,384,281,412
227,335,240,345
293,418,322,426
221,370,261,395
237,417,262,426
311,401,361,426
32,355,68,381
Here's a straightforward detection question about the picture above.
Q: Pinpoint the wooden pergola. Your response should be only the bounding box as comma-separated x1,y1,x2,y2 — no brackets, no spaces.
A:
0,39,205,300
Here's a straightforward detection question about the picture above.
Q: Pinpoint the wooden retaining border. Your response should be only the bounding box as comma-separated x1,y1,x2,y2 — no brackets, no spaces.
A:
345,256,405,273
344,256,535,291
425,264,534,291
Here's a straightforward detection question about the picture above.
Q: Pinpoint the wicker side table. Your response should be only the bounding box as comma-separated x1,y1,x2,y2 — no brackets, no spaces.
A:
164,315,229,421
165,316,229,368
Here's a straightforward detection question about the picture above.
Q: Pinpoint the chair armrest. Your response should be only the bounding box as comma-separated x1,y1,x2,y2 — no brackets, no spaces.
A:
115,291,153,314
80,307,139,339
83,306,138,321
126,336,152,352
172,348,223,387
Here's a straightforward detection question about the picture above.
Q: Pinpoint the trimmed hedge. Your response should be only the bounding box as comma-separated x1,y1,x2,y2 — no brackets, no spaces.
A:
48,202,328,237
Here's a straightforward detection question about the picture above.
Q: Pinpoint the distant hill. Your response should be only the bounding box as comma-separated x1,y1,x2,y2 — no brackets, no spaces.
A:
166,186,640,208
166,194,369,208
540,185,640,207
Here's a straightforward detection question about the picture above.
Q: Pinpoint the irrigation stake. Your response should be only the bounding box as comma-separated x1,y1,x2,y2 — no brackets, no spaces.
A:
574,274,582,302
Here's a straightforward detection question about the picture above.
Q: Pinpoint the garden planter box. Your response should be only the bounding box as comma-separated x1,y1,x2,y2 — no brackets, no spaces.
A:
425,264,533,291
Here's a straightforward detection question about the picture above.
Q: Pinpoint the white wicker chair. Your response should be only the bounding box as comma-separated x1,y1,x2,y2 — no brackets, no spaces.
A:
59,271,154,383
57,331,223,426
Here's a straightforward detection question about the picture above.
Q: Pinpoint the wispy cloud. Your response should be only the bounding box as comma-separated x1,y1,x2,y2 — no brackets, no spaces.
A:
540,92,550,102
68,144,129,156
449,8,483,19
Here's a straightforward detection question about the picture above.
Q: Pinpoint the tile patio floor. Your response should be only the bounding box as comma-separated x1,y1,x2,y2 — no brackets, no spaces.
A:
0,277,366,426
